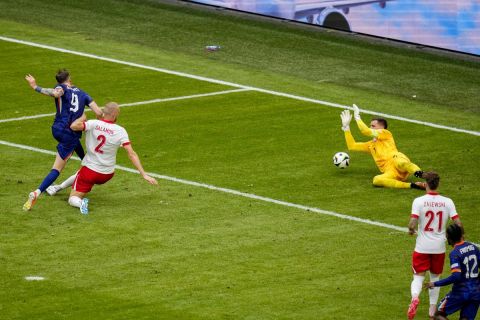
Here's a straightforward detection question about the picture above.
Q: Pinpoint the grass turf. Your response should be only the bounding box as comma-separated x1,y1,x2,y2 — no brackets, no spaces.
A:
0,0,479,319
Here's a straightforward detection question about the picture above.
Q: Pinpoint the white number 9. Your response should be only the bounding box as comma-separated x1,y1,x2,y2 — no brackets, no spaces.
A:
70,93,79,112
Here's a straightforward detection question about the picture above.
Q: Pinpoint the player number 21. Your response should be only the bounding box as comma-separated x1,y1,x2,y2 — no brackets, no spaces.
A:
95,135,106,154
424,210,443,232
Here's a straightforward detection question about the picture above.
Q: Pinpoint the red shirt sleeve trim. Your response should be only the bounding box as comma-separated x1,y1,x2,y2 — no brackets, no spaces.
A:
411,214,419,218
82,122,86,131
451,215,459,220
122,142,131,147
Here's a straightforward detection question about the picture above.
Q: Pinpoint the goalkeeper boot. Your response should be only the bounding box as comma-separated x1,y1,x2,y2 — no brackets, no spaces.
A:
80,198,89,215
411,182,426,190
414,170,424,178
46,185,62,196
23,191,39,211
407,297,420,320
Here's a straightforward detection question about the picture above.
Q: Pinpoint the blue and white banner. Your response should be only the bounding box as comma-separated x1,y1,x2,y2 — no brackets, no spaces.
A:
191,0,480,55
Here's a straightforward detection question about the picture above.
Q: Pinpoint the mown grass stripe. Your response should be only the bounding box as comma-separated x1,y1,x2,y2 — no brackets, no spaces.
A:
0,88,250,124
0,138,412,235
1,36,478,137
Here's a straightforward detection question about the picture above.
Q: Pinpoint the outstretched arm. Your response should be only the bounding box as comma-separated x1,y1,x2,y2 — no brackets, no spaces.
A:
352,104,377,137
25,74,63,98
88,101,104,119
341,110,370,152
123,144,158,185
425,272,461,289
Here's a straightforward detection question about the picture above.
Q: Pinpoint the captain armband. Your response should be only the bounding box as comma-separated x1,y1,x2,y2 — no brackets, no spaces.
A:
35,86,43,93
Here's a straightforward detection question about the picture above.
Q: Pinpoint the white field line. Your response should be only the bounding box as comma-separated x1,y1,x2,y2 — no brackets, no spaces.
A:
0,139,409,233
1,36,478,137
0,88,250,124
3,138,479,246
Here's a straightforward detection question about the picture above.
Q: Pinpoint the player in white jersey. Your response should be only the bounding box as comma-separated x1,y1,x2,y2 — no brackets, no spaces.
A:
406,172,463,320
66,102,157,214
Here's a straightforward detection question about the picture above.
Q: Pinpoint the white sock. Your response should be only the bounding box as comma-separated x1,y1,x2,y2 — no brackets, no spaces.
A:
429,273,440,305
60,173,77,189
34,188,41,196
68,196,82,208
411,274,425,299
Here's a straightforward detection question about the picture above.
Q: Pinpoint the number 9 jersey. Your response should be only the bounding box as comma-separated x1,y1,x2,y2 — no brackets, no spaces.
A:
53,84,93,137
411,191,459,254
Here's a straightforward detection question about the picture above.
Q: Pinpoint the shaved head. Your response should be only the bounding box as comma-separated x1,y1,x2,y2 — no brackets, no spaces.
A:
103,102,119,121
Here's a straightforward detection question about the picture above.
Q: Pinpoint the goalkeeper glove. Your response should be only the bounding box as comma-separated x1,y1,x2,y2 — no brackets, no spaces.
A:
352,104,361,120
340,110,352,131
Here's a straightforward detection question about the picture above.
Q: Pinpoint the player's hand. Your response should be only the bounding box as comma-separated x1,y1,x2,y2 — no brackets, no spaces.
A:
408,228,417,235
25,74,37,89
143,174,158,185
423,282,435,290
340,110,352,131
352,104,361,120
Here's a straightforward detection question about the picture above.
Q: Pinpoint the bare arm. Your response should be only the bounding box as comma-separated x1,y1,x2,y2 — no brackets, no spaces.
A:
123,144,158,185
88,101,104,119
70,116,86,131
25,74,64,98
408,217,418,235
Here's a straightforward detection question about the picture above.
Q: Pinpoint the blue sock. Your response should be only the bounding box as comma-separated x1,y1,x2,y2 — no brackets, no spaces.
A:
38,169,60,193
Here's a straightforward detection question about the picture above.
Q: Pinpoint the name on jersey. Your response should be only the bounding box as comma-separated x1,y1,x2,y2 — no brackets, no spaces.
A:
95,125,114,135
423,201,445,207
459,245,475,254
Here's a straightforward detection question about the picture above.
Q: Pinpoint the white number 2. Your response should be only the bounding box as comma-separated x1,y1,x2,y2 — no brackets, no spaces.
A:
463,254,479,279
70,93,79,112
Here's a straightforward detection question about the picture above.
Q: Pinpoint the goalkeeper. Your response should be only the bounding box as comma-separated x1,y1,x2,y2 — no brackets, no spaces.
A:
340,105,425,190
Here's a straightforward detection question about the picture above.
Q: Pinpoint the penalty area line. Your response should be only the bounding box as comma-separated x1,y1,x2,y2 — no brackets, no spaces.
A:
3,138,479,246
0,36,478,137
1,139,408,233
0,88,250,124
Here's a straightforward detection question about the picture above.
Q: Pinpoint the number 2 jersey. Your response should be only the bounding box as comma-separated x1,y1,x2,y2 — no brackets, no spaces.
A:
54,83,93,137
81,119,130,174
411,192,459,254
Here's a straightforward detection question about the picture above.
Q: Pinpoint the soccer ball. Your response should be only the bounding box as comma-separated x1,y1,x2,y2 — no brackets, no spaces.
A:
333,152,350,169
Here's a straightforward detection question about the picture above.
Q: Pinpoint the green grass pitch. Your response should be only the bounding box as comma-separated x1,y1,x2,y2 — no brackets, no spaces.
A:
0,0,479,319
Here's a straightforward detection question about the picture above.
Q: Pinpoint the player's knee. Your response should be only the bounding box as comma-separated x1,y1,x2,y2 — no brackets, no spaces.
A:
68,196,82,208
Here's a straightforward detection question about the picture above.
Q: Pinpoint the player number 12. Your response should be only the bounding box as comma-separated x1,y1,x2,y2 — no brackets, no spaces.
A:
464,254,478,279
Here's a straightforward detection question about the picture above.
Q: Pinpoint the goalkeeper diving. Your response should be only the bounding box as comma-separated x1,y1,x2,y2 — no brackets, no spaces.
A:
340,105,426,190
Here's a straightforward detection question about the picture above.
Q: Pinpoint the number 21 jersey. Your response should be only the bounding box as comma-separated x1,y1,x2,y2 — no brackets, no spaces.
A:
411,192,459,254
